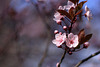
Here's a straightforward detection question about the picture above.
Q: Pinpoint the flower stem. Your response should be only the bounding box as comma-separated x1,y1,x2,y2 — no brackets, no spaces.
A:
69,15,76,33
58,50,66,67
74,48,84,52
69,23,73,33
75,50,100,67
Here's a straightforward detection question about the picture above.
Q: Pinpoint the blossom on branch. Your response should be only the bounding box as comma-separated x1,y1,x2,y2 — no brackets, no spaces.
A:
58,1,75,12
66,33,79,48
85,11,92,21
52,33,66,47
64,1,75,12
53,0,76,23
53,12,64,23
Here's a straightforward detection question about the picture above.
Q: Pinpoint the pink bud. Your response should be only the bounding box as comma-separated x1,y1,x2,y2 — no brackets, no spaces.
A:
83,42,89,48
63,26,67,31
60,17,64,21
68,51,72,55
57,45,62,48
57,20,61,25
59,32,62,35
84,13,87,17
54,30,59,34
56,62,60,67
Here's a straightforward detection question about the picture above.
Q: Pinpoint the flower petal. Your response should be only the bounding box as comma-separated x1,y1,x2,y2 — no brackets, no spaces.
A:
68,33,74,40
66,33,79,48
85,5,90,12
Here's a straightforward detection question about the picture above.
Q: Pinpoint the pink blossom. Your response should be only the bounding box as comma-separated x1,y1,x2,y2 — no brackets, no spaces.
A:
53,1,76,22
55,1,75,13
85,11,92,21
53,12,64,23
85,5,92,21
63,1,75,12
58,1,75,12
52,33,66,47
66,33,79,48
58,6,65,10
85,5,90,12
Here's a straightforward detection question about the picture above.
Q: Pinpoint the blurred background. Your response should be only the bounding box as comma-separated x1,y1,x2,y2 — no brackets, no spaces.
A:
0,0,100,67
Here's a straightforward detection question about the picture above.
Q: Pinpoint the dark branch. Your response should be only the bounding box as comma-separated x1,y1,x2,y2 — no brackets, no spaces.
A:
58,50,66,67
75,50,100,67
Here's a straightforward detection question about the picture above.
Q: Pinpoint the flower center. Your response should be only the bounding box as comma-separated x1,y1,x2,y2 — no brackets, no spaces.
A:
70,40,74,44
60,39,63,43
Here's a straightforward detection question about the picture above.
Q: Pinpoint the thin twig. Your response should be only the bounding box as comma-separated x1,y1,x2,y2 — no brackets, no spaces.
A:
74,48,84,52
69,15,76,33
75,50,100,67
58,50,67,67
69,23,73,33
38,31,51,67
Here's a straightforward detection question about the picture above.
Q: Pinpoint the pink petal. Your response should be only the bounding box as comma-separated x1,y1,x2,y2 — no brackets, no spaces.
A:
85,5,90,12
68,33,74,40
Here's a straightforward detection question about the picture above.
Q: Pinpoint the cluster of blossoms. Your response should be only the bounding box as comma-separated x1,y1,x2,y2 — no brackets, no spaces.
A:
52,0,92,55
52,32,79,49
53,0,92,23
52,30,90,55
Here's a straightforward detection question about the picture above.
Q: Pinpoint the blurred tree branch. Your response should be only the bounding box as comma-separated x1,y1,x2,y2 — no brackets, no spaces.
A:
30,1,52,67
58,50,66,67
75,50,100,67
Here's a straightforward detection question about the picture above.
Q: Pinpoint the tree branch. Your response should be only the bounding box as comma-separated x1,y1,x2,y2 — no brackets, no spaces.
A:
75,50,100,67
30,1,52,67
58,50,67,67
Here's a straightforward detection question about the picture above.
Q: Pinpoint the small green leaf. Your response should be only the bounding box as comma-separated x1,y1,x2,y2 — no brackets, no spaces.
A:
75,1,87,12
57,10,72,20
84,34,92,42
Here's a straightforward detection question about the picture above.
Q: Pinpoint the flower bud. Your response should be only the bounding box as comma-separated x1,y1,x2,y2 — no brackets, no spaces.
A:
57,45,62,48
84,13,87,17
68,51,72,55
83,42,89,48
71,48,75,51
59,32,62,35
57,20,61,25
63,26,67,31
54,30,59,34
60,17,64,21
56,62,60,67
